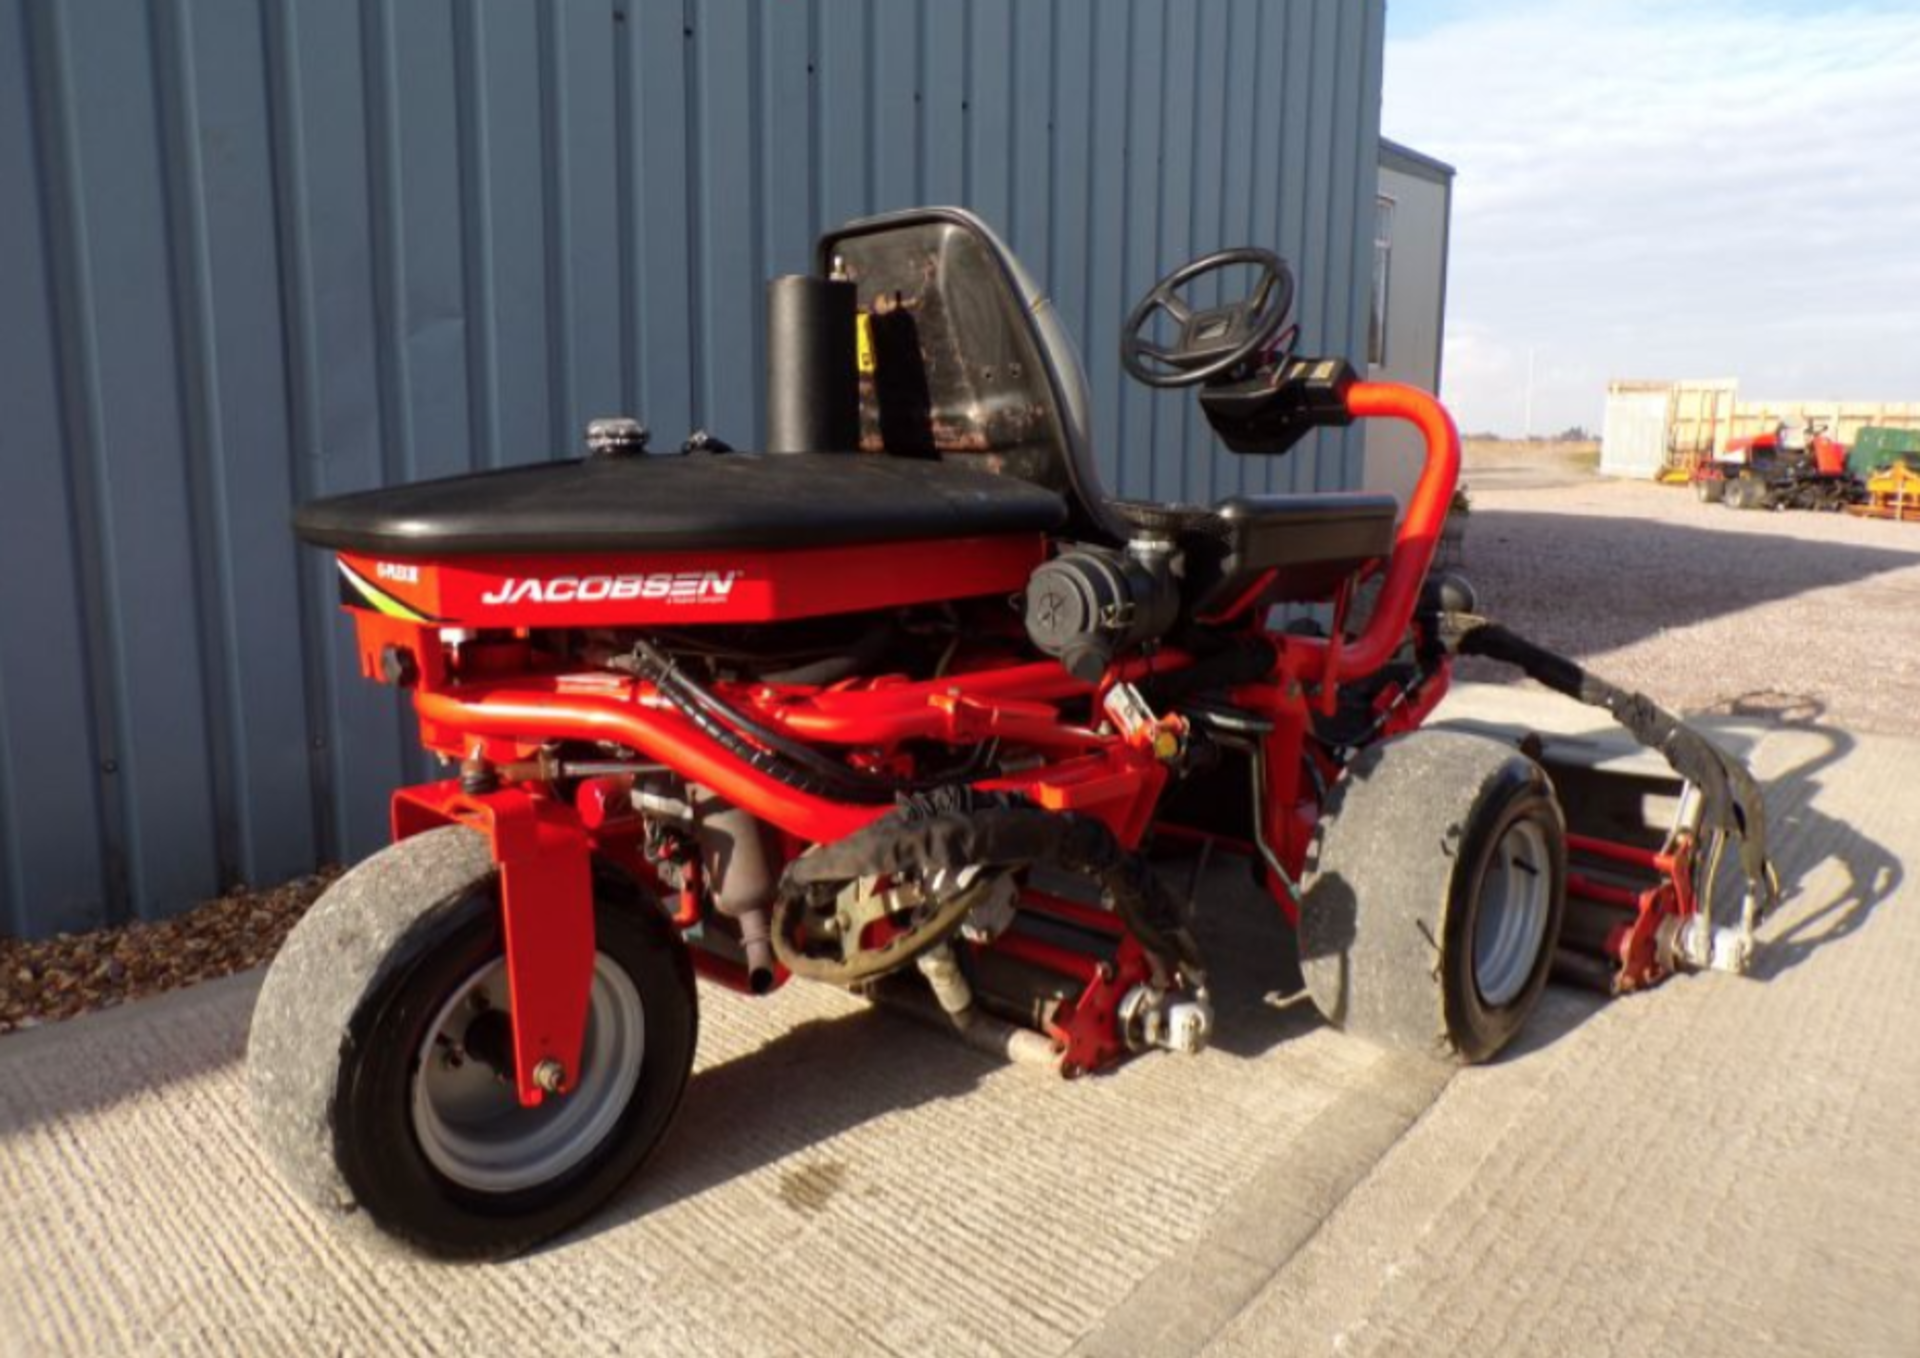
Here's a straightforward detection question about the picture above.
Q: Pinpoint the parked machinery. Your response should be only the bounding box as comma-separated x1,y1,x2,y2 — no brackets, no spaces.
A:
1692,420,1864,512
250,209,1776,1258
1847,429,1920,523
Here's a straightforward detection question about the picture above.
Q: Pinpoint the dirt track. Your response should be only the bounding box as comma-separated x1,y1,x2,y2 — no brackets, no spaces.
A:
1454,454,1920,737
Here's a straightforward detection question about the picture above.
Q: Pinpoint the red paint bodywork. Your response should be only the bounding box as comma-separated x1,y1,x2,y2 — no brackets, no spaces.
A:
1565,832,1699,993
339,534,1044,628
392,783,597,1106
1697,427,1850,480
324,380,1669,1098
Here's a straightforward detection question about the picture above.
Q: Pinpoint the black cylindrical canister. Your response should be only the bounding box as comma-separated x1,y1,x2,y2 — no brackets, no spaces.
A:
765,274,860,454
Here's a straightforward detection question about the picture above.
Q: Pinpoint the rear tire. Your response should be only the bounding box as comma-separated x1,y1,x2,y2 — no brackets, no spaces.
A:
1725,475,1770,511
1694,477,1723,504
1298,731,1567,1064
249,827,697,1259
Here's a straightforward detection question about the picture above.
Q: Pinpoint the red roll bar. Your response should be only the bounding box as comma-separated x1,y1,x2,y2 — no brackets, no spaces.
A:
1281,380,1461,682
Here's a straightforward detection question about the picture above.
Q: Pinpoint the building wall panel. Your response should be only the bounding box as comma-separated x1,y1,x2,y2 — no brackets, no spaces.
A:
0,0,1385,936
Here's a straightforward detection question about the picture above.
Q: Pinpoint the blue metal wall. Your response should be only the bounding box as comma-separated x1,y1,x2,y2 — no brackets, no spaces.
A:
0,0,1384,937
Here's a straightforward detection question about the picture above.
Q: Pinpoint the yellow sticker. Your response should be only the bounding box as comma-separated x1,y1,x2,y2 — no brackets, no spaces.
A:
856,312,876,374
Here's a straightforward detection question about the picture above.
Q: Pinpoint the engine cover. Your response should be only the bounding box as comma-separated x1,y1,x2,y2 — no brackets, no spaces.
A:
333,536,1043,628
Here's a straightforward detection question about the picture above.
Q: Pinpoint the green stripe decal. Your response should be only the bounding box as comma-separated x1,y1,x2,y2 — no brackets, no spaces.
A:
336,560,436,623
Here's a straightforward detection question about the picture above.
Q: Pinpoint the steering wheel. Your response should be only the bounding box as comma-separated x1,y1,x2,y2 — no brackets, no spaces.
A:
1120,247,1294,388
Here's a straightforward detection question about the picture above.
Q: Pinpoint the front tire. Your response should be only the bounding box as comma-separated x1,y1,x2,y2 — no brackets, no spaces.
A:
1694,477,1724,504
1725,475,1770,511
1298,732,1567,1064
249,827,697,1259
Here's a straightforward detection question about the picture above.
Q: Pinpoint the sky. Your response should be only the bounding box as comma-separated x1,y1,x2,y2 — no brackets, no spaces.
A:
1382,0,1920,436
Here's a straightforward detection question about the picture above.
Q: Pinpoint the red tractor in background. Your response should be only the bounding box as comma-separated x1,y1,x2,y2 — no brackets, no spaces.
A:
1691,419,1864,511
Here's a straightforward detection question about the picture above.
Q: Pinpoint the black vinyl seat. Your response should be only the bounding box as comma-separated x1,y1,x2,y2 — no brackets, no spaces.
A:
826,210,1397,600
293,450,1066,557
1113,491,1397,611
823,208,1132,546
296,208,1393,593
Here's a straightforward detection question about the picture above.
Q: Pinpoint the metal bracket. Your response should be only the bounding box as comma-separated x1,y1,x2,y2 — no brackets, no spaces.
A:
393,781,596,1109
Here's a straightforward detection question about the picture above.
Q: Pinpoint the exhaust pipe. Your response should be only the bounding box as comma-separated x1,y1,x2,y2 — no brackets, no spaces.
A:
736,908,777,996
689,784,781,994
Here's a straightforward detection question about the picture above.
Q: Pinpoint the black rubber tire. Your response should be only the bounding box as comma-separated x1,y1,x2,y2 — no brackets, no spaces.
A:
1726,475,1771,511
248,827,697,1259
1694,477,1724,504
1297,731,1567,1064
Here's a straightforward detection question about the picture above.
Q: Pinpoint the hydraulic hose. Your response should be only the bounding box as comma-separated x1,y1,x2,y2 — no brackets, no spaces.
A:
777,789,1208,984
637,652,893,804
626,640,995,804
1440,613,1778,917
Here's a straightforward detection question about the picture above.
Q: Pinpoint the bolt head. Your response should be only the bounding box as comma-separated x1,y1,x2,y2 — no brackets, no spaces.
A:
532,1058,568,1094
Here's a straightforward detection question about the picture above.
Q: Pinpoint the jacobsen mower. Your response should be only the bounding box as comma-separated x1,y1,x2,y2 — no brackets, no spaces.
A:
1690,420,1864,512
250,209,1775,1258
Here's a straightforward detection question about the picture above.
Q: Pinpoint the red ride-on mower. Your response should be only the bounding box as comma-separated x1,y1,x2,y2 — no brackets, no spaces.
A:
1691,420,1864,511
250,209,1776,1258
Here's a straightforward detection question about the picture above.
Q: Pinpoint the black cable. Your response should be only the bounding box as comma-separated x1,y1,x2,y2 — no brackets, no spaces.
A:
627,640,995,802
777,795,1207,983
658,647,994,793
662,669,891,803
1443,614,1777,915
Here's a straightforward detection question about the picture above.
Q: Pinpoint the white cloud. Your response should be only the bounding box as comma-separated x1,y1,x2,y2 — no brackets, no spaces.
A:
1387,0,1920,434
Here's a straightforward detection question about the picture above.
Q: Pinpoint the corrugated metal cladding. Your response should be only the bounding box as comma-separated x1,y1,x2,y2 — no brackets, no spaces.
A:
0,0,1384,937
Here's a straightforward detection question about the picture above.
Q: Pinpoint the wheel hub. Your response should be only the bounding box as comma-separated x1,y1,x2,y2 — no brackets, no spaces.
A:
411,954,645,1193
1472,818,1552,1008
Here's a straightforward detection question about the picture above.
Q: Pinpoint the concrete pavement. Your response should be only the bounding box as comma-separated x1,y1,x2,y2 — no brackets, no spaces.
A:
2,684,1916,1356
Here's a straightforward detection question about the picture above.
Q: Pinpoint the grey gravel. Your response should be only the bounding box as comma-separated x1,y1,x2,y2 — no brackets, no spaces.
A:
1455,468,1920,737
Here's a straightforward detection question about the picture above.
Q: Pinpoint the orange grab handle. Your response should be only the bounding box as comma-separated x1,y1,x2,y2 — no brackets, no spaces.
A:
1281,380,1462,684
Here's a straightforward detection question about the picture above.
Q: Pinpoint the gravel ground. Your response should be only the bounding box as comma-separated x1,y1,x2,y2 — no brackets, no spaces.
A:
1455,454,1920,737
0,872,336,1035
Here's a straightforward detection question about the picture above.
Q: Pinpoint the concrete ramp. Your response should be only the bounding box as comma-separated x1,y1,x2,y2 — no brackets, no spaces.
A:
2,685,1915,1356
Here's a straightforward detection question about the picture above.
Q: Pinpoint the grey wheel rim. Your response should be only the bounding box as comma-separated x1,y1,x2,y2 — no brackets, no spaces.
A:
411,953,644,1193
1472,818,1552,1008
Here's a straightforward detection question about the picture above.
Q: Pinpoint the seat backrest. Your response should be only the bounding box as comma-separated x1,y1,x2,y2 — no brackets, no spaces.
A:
818,209,1126,544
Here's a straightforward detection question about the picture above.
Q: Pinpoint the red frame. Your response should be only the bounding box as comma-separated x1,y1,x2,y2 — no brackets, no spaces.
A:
1565,832,1699,993
336,381,1560,1100
392,783,596,1105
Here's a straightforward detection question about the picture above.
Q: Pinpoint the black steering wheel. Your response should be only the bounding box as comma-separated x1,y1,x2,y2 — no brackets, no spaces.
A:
1120,247,1294,388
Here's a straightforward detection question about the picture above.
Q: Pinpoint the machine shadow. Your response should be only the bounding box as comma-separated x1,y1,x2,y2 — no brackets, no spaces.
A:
571,861,1326,1249
1182,856,1324,1061
575,1002,996,1243
0,971,259,1138
572,695,1897,1248
1721,705,1904,981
